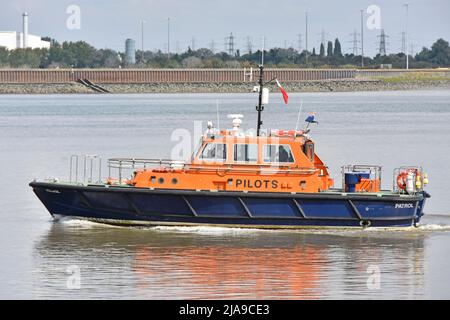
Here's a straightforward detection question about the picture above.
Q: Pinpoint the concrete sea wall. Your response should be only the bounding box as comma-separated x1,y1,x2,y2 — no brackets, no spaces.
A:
0,68,449,94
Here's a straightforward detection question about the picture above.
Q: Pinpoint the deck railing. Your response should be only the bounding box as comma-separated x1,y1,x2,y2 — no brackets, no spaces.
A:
107,157,319,184
70,154,102,184
341,164,382,192
392,166,424,194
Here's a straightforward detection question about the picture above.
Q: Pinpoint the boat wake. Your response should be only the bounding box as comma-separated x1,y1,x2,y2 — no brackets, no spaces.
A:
55,216,118,229
53,215,450,234
152,225,270,235
415,223,450,231
152,224,450,235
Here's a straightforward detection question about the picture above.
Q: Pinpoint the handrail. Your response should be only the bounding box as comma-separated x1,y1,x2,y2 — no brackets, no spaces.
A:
341,164,382,192
70,154,102,184
108,158,182,169
187,166,318,175
107,158,319,181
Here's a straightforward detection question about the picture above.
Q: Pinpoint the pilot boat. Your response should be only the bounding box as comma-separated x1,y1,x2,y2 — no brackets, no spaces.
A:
29,65,430,229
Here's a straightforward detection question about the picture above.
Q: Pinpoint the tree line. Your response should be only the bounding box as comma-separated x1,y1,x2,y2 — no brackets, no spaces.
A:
0,37,449,69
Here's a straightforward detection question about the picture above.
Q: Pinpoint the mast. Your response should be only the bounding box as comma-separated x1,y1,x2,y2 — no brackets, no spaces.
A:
256,64,264,136
256,37,265,136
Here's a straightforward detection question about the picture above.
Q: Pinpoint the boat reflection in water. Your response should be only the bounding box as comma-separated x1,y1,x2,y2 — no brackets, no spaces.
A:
33,222,426,299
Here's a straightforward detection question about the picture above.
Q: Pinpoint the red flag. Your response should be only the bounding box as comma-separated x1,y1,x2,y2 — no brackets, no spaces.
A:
275,79,289,104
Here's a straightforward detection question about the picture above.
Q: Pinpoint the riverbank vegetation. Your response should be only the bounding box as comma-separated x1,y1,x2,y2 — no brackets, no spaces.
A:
0,38,449,69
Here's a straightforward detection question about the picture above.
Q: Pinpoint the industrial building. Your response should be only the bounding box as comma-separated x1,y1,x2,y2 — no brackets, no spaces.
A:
0,12,50,50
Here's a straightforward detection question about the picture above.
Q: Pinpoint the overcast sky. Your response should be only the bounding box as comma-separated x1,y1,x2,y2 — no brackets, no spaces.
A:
1,0,449,56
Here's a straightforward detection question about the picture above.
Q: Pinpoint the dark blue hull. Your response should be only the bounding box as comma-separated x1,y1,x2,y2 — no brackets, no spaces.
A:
30,182,428,229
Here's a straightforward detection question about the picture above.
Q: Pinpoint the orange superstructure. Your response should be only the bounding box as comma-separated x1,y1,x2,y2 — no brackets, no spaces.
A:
118,118,335,194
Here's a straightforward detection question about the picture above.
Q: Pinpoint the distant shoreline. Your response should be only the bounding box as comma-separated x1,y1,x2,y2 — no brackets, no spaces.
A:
1,79,450,94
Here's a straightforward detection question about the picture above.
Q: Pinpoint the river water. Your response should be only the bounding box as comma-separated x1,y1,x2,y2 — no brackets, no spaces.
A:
0,90,449,299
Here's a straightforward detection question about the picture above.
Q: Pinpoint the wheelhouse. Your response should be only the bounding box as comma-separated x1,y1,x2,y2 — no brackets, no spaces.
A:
191,130,317,170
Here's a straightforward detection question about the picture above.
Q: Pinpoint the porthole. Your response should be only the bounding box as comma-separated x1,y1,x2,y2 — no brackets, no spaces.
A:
171,178,178,185
158,177,164,184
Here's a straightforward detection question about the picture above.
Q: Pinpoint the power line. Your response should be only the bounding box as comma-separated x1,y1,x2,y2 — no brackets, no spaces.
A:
305,11,308,64
360,9,364,67
225,32,235,55
401,31,406,53
167,17,170,57
297,34,302,52
209,39,216,53
377,29,389,56
246,36,253,54
139,20,147,59
349,30,361,55
318,29,328,48
403,3,410,69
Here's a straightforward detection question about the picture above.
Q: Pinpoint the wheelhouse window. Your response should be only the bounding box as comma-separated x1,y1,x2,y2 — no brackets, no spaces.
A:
263,144,294,163
303,141,315,162
199,143,227,161
233,144,258,162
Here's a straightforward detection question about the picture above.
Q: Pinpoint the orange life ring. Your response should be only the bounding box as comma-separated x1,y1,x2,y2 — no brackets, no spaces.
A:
397,169,421,190
396,171,408,190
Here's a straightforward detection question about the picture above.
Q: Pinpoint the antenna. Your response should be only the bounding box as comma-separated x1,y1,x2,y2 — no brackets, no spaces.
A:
261,36,265,66
297,34,303,52
401,31,406,54
167,17,170,57
141,20,146,63
360,9,364,67
295,101,303,132
256,36,265,136
403,3,409,69
305,12,308,65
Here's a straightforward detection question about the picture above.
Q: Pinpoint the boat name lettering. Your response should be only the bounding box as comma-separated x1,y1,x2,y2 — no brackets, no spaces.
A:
395,203,414,209
45,189,61,194
235,179,278,189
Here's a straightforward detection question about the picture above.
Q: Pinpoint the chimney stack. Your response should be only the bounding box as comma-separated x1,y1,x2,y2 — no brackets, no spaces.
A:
23,12,28,48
